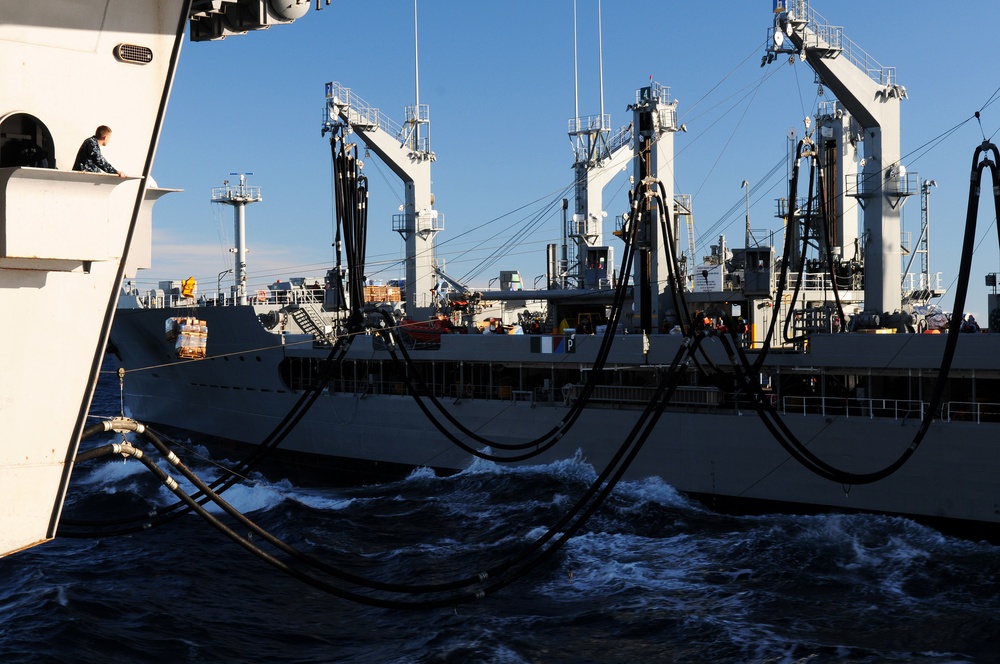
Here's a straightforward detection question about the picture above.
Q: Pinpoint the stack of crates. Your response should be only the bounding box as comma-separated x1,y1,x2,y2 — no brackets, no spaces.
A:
165,317,208,359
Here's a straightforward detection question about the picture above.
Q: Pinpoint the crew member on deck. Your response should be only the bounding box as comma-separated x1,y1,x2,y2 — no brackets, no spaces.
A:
73,125,126,177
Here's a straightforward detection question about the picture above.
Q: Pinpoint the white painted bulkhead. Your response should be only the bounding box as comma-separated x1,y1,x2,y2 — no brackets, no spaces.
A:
0,0,188,557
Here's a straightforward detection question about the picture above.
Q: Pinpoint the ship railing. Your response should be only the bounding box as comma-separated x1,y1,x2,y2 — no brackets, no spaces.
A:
141,291,167,308
606,122,633,155
532,386,562,404
944,401,1000,424
284,372,545,402
782,271,857,292
782,396,925,420
901,271,944,294
511,390,534,405
334,380,543,403
310,378,1000,424
251,286,326,307
738,395,1000,424
568,113,612,135
325,81,405,142
568,384,722,407
133,284,330,309
787,0,896,86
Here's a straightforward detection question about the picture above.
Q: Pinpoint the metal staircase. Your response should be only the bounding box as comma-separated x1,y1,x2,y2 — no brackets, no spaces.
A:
286,303,330,342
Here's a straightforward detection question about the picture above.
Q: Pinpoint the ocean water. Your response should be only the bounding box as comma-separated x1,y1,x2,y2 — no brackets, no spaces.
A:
2,368,999,663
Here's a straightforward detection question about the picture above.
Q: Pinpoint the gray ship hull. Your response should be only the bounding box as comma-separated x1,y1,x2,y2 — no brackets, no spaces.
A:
110,305,1000,536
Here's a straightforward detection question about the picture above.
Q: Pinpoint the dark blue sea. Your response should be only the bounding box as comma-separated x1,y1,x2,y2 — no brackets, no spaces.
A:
2,363,999,663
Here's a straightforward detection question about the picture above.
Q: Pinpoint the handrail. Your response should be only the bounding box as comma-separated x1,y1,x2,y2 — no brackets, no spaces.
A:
278,365,1000,424
130,284,326,309
784,0,896,86
325,81,405,142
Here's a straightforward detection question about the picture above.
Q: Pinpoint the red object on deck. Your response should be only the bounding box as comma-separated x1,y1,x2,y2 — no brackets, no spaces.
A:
401,316,467,343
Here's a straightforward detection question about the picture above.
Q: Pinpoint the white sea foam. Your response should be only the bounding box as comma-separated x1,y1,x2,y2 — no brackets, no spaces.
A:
454,448,600,482
456,448,507,476
611,474,702,511
194,480,289,515
404,465,438,481
512,449,600,482
72,452,148,488
183,473,357,515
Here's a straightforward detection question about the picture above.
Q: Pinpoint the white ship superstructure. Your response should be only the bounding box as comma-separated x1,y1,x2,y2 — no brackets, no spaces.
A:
0,0,321,558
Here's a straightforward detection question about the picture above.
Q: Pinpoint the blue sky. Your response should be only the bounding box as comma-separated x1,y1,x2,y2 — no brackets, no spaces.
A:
140,0,1000,317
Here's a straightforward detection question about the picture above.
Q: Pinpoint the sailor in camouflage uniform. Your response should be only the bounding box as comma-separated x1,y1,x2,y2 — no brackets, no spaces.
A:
73,125,126,177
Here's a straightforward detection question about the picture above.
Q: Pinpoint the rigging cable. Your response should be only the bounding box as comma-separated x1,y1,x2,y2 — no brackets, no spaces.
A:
779,136,820,345
719,141,1000,485
369,179,648,461
60,335,357,535
60,126,375,535
71,331,699,608
813,139,849,327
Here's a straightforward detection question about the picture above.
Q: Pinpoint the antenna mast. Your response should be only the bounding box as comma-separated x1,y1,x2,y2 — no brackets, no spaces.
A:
413,0,420,146
598,0,604,124
573,0,579,121
212,173,261,305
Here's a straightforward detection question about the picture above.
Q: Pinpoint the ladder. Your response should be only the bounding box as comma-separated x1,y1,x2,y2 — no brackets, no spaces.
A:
287,303,329,342
674,194,696,289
